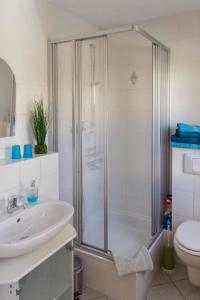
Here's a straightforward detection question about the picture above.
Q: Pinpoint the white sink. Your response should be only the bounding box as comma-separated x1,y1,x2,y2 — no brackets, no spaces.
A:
0,201,74,258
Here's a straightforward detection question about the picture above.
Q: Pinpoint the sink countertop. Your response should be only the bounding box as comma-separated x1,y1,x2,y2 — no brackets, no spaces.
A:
0,224,76,284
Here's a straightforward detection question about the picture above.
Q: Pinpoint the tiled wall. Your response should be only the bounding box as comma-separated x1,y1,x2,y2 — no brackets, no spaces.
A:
172,148,200,231
0,153,59,213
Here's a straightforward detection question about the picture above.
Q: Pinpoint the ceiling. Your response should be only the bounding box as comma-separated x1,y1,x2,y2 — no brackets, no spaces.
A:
49,0,200,28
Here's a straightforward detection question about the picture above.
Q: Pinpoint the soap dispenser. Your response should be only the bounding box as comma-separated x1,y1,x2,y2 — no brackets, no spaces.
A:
27,180,38,205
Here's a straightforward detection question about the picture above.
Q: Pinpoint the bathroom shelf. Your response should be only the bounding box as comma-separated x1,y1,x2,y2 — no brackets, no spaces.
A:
0,152,57,167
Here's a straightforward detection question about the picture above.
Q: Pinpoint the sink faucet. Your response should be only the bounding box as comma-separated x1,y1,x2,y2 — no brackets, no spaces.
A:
7,195,26,214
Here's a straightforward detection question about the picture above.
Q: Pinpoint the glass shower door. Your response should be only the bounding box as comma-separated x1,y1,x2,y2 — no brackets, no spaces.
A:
107,31,153,255
78,37,107,251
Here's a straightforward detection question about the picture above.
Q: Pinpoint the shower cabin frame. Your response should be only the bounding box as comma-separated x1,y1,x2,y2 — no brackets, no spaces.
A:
48,25,170,259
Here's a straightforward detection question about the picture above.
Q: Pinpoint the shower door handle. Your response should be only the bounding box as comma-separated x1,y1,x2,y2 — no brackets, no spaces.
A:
16,287,23,295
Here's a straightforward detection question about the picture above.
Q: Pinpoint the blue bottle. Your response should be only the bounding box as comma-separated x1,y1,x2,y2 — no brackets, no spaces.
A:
27,180,38,205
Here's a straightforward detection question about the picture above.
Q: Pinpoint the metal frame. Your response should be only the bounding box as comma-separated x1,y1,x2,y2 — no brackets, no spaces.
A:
103,37,109,253
49,24,169,51
48,42,58,152
73,40,83,244
48,25,170,259
74,36,109,254
152,44,161,236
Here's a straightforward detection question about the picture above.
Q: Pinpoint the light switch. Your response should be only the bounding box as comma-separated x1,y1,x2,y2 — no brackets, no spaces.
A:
184,153,200,175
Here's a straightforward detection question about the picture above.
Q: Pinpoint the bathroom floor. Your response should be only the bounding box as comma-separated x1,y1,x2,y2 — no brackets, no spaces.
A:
144,264,200,300
81,264,200,300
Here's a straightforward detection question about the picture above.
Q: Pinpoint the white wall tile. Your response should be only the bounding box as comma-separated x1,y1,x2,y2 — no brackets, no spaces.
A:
172,148,200,227
193,176,200,221
40,172,59,200
0,163,20,192
172,214,189,235
0,153,59,213
173,190,194,218
40,153,59,200
172,148,194,192
20,157,41,186
40,153,59,178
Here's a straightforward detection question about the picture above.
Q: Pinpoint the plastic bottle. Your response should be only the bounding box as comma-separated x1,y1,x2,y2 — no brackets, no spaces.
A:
27,180,38,205
163,195,172,230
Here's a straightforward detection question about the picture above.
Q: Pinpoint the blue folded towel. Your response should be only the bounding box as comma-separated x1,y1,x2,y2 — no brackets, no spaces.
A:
171,135,200,144
177,123,200,133
176,129,200,138
171,142,200,149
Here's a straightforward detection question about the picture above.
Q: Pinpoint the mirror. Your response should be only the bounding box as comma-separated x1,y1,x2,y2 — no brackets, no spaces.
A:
0,58,16,137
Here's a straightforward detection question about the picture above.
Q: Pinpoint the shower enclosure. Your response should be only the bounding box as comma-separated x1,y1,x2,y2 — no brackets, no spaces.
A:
48,25,169,258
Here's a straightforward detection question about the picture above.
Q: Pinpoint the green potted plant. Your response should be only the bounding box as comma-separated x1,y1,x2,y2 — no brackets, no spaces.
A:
31,99,49,154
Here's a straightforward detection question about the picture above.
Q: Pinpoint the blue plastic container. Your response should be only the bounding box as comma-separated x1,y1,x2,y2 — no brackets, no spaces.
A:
11,145,21,160
23,144,33,159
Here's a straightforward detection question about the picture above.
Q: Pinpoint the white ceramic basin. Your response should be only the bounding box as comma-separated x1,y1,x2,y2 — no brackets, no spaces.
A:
0,201,74,257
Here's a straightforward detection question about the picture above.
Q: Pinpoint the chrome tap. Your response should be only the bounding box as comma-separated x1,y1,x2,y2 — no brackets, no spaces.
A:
7,195,26,214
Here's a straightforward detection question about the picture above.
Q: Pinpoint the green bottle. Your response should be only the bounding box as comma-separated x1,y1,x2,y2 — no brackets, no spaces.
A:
162,225,175,270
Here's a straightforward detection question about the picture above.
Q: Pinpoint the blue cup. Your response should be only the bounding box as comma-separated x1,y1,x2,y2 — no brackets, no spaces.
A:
11,145,21,160
23,144,33,159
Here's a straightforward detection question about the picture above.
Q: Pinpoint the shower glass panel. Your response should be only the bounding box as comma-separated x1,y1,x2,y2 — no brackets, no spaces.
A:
160,47,170,211
107,32,153,255
79,38,107,250
56,42,73,206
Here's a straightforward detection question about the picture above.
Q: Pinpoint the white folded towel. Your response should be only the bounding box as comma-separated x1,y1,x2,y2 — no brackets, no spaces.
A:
112,246,154,276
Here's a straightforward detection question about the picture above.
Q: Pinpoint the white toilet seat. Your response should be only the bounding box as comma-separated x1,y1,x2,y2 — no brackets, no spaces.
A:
175,220,200,256
174,236,200,256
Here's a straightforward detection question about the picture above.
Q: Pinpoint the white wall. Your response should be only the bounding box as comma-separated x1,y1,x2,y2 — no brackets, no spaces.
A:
0,0,96,160
138,10,200,228
36,1,97,40
0,0,47,159
139,10,200,131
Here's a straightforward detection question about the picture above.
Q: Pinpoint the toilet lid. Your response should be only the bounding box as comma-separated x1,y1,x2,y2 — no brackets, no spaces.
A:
175,220,200,252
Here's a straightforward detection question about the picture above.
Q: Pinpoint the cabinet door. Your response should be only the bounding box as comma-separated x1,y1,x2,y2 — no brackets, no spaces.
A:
19,243,73,300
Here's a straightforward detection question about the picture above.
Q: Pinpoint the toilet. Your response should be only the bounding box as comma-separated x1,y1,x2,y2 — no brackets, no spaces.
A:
174,220,200,286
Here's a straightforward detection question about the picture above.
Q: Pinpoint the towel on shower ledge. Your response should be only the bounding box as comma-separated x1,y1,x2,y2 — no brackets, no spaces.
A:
112,246,153,276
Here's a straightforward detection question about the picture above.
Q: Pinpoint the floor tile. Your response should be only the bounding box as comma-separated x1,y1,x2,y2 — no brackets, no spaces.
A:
145,283,184,300
166,263,187,282
152,268,171,286
175,279,200,300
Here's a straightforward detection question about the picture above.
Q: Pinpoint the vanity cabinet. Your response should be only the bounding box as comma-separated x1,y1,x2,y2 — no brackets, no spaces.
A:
18,243,73,300
0,225,76,300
